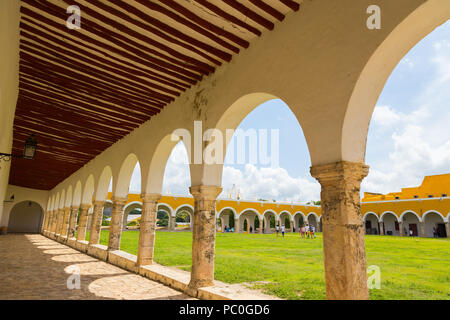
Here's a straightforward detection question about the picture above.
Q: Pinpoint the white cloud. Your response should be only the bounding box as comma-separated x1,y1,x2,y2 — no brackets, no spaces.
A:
364,38,450,195
221,164,320,203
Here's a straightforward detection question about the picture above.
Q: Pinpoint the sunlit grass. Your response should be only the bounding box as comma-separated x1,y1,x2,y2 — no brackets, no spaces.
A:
92,230,450,300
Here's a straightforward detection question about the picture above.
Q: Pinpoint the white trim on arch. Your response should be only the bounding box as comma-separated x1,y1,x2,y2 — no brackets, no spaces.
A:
399,210,422,222
380,211,399,222
175,204,194,214
279,210,294,222
307,212,320,220
238,208,261,219
124,201,143,211
217,207,238,219
157,203,174,216
293,211,306,220
422,210,446,222
363,211,380,221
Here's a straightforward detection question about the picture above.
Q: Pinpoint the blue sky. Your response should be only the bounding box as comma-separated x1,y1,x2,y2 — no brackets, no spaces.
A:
129,20,450,202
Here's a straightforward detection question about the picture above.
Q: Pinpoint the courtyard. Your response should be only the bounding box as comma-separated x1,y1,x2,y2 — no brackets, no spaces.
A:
89,230,450,300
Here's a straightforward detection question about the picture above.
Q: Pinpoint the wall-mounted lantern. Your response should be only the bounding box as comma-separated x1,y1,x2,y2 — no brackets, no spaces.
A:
0,134,37,162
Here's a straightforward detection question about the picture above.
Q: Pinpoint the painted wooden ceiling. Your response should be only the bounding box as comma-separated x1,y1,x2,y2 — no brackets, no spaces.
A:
11,0,300,190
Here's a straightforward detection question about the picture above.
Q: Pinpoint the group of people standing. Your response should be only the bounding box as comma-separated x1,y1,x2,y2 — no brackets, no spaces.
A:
275,224,316,238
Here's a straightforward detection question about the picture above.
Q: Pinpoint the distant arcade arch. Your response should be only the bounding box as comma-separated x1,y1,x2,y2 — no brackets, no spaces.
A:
8,201,44,233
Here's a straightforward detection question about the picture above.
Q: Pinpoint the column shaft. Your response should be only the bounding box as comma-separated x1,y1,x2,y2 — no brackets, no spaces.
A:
379,222,384,235
61,207,71,237
89,201,105,245
137,194,161,266
76,204,90,241
68,207,79,238
188,185,222,289
311,161,369,300
234,218,239,233
259,218,263,234
446,222,450,238
108,197,127,250
55,209,64,234
420,221,426,237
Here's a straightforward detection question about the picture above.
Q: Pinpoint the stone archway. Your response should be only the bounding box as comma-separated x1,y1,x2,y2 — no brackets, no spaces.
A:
381,212,400,236
363,213,380,235
8,201,43,233
423,211,447,237
401,212,422,237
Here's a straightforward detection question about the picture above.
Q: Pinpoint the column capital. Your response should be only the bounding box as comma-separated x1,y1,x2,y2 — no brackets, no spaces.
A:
189,185,222,200
310,161,369,183
80,203,91,210
141,193,162,203
93,200,105,207
71,205,80,211
111,196,128,205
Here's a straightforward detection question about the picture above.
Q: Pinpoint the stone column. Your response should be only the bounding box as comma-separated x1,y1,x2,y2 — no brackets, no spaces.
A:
169,215,175,231
108,197,127,251
57,209,66,235
259,218,263,234
89,201,105,245
446,222,450,238
76,204,91,241
420,221,426,237
188,185,222,289
122,210,129,231
379,222,384,235
49,210,56,232
310,161,369,300
220,217,224,232
234,218,239,233
61,207,71,237
137,194,161,266
289,220,294,232
399,221,404,237
68,206,79,238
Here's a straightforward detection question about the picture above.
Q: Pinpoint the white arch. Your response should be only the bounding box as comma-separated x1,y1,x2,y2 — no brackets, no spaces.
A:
400,210,422,222
81,175,95,205
124,201,143,212
422,210,446,222
217,206,238,219
72,180,82,208
174,204,194,214
115,153,139,198
54,192,60,212
59,189,65,209
293,211,306,220
279,211,293,222
262,209,277,218
157,203,173,216
145,136,190,194
239,208,261,219
307,212,320,220
380,211,399,222
343,0,450,163
65,185,73,208
95,165,113,202
363,212,380,222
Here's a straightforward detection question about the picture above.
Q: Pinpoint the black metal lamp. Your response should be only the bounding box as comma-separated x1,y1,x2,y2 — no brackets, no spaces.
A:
0,133,38,162
23,134,38,160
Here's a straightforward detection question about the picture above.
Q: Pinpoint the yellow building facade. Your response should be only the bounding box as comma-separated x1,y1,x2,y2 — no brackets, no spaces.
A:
109,174,450,238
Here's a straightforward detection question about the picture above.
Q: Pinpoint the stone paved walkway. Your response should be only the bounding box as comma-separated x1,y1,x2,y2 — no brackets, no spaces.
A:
0,234,195,300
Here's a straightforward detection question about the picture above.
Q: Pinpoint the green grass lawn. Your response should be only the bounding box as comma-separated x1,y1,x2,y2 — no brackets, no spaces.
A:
92,230,450,300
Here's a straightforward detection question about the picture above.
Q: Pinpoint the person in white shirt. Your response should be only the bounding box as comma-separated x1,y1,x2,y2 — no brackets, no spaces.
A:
305,225,310,238
276,225,280,237
310,225,316,239
281,225,285,237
